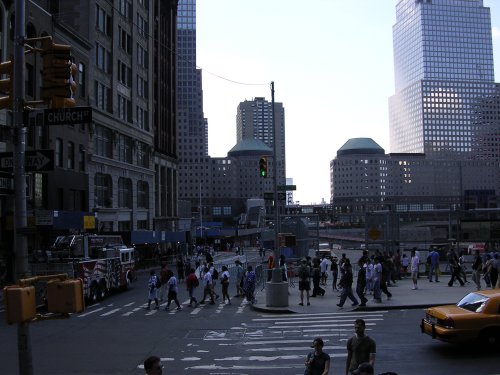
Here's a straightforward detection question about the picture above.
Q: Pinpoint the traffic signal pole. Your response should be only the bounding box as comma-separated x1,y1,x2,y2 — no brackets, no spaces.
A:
265,82,288,308
13,0,33,374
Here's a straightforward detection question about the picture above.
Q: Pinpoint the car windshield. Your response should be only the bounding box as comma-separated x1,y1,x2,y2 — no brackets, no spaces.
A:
457,293,489,313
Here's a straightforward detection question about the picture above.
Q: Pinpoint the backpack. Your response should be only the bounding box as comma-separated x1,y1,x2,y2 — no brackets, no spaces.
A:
212,268,219,280
298,265,310,280
155,276,162,289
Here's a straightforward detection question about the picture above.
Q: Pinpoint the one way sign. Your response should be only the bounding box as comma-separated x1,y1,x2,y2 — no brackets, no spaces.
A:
0,150,55,172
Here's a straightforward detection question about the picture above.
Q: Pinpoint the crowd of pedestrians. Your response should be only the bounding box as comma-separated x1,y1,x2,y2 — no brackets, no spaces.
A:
292,245,500,310
145,247,258,311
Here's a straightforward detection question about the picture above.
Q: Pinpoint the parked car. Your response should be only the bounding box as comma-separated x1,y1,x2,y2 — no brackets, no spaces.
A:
420,289,500,345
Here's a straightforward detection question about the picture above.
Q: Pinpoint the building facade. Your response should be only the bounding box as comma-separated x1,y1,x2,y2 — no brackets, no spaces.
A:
330,138,499,221
236,97,286,184
176,0,212,222
389,0,498,160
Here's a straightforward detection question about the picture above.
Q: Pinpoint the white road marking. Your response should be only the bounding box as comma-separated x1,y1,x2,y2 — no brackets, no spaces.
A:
77,307,106,317
123,302,135,307
100,308,121,316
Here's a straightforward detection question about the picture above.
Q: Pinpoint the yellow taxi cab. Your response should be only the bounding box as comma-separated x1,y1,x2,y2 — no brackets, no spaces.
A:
420,289,500,345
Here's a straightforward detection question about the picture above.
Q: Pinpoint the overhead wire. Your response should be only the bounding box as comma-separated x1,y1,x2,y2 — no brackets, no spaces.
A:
88,2,270,87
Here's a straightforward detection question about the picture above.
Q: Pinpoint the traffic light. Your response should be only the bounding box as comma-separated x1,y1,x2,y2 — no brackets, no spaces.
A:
4,285,36,324
259,157,268,178
0,60,13,109
41,39,77,108
46,279,85,314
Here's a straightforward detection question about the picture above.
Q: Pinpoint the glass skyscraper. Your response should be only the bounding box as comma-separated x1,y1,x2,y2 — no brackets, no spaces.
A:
389,0,497,159
176,0,212,204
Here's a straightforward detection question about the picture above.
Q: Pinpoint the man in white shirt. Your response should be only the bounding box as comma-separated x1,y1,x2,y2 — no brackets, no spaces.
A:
165,273,181,311
199,267,215,304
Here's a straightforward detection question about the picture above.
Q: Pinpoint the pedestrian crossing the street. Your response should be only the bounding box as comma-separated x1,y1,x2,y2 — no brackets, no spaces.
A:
75,297,251,319
136,310,388,374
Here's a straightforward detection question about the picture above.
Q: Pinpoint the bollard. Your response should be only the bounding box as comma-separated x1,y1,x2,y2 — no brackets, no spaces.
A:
266,267,288,307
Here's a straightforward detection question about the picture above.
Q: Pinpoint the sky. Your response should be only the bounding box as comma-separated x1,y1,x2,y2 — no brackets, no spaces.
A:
196,0,500,205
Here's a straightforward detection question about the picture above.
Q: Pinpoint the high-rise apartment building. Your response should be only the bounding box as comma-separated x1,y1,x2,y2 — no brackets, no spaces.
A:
236,97,286,184
176,0,212,218
389,0,497,160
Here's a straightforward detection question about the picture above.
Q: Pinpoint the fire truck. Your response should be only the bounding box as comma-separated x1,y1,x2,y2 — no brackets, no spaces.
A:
31,234,136,303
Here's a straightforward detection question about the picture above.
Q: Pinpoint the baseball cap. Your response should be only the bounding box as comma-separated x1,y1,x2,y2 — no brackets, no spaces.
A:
352,363,374,375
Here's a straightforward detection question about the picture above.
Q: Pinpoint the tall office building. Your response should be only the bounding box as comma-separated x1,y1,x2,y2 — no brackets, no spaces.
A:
389,0,497,160
176,0,212,216
236,97,286,183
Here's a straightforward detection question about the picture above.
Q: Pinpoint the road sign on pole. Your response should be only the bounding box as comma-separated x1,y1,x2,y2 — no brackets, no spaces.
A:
0,150,54,172
277,185,296,191
44,106,92,126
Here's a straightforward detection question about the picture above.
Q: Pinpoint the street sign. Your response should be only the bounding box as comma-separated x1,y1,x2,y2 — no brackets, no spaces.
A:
0,150,54,172
263,192,286,200
0,171,13,194
277,184,296,191
44,106,92,126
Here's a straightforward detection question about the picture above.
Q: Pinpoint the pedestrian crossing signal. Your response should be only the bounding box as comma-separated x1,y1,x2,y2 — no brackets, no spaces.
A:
259,157,268,178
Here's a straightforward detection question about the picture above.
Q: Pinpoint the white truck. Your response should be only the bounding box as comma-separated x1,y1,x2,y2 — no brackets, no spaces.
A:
31,234,136,303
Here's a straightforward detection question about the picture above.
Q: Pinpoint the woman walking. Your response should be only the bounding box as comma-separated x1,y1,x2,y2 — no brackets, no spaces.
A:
220,265,231,304
243,265,256,304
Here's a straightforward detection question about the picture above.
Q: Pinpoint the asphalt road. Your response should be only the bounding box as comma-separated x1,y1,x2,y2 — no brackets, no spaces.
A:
0,251,499,375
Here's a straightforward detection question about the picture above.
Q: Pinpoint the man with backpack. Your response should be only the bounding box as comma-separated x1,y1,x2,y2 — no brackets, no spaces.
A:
298,258,311,306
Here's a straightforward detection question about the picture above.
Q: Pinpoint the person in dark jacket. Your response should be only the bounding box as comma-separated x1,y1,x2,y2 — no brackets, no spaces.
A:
471,250,482,291
311,257,325,297
337,259,359,308
356,259,369,307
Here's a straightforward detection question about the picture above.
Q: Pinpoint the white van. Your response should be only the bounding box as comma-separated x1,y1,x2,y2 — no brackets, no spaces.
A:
317,243,332,258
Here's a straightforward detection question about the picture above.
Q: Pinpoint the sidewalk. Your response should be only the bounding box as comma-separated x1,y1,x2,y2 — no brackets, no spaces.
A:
251,275,479,314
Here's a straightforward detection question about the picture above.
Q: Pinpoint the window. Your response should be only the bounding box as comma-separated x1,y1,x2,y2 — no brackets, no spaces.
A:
137,142,149,168
78,145,85,171
94,125,113,158
96,5,112,36
136,106,149,131
118,177,132,208
95,43,111,72
78,63,86,97
137,44,148,68
118,134,132,163
117,61,132,87
137,13,148,38
25,63,34,97
55,138,63,167
94,81,112,112
67,141,74,169
137,181,149,208
118,27,132,54
118,95,132,123
137,75,148,98
95,173,112,208
118,0,132,20
138,0,149,10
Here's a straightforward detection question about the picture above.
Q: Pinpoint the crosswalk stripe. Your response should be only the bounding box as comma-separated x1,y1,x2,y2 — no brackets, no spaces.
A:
100,308,121,316
77,307,106,317
271,318,383,325
253,313,384,321
257,311,388,318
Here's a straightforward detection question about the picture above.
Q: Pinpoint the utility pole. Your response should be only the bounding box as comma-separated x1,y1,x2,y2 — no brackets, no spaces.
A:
13,0,32,374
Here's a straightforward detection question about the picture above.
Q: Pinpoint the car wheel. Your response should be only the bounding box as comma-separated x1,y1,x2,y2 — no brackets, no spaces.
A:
480,328,500,346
